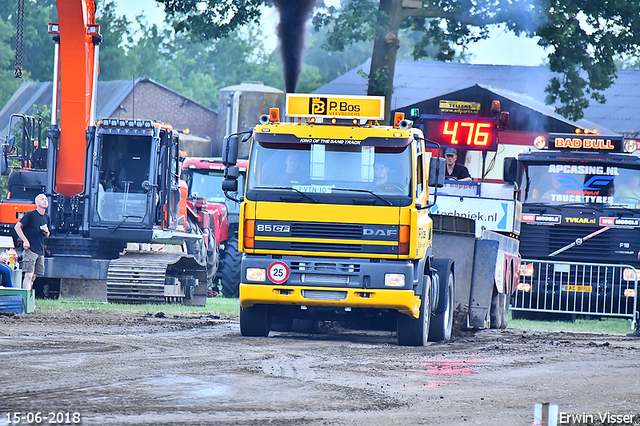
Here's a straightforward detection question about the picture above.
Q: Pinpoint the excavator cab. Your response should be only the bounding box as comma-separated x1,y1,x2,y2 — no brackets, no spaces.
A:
87,119,182,242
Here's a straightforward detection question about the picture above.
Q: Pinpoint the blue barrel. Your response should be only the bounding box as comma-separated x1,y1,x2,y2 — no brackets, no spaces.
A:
0,294,25,314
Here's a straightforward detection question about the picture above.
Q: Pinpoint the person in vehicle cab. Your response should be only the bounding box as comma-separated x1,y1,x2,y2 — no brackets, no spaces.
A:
275,152,306,186
444,148,472,181
373,161,389,185
615,174,640,203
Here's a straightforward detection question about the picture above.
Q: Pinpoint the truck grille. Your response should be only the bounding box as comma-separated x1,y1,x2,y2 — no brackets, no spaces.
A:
254,221,399,255
291,261,361,273
520,223,640,264
291,223,362,239
301,290,348,301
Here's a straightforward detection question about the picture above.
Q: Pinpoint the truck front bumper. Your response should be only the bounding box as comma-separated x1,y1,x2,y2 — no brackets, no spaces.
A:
240,284,421,319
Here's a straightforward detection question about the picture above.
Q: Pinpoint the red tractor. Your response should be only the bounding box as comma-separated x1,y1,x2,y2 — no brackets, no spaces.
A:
182,158,247,297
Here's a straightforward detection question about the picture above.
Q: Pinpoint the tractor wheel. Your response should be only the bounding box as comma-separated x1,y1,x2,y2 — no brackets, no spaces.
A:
218,237,242,298
185,218,207,266
206,232,219,284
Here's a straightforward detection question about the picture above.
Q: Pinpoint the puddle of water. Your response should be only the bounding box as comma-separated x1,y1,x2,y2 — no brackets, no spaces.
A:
142,374,227,399
423,358,482,375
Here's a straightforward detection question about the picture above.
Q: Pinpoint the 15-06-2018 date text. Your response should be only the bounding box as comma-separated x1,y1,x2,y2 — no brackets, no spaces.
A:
4,412,81,425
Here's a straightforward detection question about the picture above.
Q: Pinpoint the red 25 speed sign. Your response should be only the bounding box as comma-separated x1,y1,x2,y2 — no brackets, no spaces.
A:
268,261,290,284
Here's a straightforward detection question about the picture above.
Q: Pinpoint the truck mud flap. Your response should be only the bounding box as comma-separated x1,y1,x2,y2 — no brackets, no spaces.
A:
468,239,500,328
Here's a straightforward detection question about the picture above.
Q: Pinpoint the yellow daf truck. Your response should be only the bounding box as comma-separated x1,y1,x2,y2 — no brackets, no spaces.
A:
221,94,457,346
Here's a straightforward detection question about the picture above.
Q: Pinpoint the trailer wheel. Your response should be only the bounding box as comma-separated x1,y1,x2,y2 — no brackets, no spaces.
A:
500,293,510,329
397,275,431,346
218,237,242,298
240,304,270,337
429,266,454,342
489,290,503,329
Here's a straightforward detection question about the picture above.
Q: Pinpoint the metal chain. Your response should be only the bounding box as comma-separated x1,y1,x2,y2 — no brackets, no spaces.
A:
14,0,24,78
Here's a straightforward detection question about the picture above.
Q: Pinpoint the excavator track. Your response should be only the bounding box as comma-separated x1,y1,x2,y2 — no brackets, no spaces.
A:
107,251,207,304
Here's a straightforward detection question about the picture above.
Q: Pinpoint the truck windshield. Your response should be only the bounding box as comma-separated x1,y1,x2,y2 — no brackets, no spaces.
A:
190,170,245,203
523,163,640,207
247,142,412,198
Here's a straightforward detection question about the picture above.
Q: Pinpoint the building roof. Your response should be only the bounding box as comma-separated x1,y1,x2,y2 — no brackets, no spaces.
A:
315,60,640,136
0,78,216,142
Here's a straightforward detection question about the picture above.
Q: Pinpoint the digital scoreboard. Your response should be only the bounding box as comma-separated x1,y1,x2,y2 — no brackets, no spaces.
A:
420,114,498,151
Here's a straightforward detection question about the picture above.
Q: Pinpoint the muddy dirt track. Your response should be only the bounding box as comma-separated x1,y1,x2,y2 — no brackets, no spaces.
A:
0,310,639,426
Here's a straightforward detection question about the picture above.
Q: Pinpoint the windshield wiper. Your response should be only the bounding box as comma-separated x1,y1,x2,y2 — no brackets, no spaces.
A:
523,203,561,212
252,186,318,203
108,215,144,234
606,204,640,213
331,187,393,206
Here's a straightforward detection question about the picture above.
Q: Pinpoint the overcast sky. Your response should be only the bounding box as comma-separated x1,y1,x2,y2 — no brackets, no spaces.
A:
114,0,547,67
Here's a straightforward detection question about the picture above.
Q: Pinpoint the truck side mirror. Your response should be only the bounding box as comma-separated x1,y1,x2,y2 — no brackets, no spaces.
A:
222,135,239,166
428,157,445,188
4,135,15,154
222,166,239,192
503,157,518,184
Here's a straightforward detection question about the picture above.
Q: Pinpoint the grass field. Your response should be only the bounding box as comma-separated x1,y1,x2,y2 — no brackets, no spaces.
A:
509,314,634,335
34,296,240,317
30,298,636,335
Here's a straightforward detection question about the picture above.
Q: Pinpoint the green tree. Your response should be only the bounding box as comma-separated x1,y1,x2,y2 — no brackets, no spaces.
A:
0,13,21,108
95,1,136,80
0,0,56,84
156,0,640,122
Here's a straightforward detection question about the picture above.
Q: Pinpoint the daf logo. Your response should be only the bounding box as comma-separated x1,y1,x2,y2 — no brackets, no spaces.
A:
363,228,397,236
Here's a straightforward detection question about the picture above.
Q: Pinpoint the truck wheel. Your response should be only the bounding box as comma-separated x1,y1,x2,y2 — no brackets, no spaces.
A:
429,266,454,342
500,293,509,329
240,304,270,337
218,237,242,298
397,275,431,346
489,290,503,329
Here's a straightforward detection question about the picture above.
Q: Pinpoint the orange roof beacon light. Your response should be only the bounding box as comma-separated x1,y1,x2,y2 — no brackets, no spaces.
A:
269,108,280,123
624,139,638,153
533,135,547,149
490,100,501,114
575,128,581,134
394,112,405,128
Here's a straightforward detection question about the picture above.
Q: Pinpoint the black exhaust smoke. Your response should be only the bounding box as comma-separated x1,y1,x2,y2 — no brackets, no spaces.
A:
272,0,316,93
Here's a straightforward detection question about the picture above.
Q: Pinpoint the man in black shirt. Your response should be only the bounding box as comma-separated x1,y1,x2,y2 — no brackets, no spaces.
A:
444,148,472,181
15,194,50,290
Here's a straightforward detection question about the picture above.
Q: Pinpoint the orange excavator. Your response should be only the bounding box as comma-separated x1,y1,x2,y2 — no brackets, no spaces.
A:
1,0,216,303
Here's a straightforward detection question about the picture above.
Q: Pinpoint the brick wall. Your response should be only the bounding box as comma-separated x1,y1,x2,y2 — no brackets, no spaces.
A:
110,80,218,152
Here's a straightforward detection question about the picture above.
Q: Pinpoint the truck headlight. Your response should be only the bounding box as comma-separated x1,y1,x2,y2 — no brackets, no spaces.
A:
385,273,405,287
517,283,531,292
519,263,534,277
623,268,637,281
624,289,636,298
246,268,266,282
